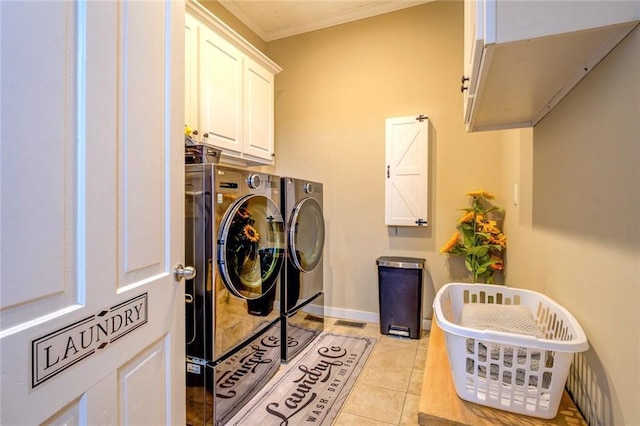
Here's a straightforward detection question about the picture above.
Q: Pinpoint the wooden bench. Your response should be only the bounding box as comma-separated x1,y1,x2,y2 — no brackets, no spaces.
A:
418,319,587,425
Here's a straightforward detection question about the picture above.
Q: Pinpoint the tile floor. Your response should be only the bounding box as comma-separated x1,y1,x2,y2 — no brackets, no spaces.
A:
311,317,430,426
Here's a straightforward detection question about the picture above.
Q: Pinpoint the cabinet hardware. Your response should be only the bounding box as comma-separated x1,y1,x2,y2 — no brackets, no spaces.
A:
460,76,469,93
416,114,428,122
415,219,427,226
387,165,390,178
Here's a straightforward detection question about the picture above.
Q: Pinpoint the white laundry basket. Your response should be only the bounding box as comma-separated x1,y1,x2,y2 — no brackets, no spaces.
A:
434,283,588,419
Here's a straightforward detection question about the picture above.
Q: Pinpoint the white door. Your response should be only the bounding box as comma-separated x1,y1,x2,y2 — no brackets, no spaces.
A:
0,1,186,425
385,115,429,227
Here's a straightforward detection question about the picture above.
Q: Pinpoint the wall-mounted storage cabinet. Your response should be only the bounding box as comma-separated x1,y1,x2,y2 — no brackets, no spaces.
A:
463,0,639,132
185,1,282,165
385,115,429,227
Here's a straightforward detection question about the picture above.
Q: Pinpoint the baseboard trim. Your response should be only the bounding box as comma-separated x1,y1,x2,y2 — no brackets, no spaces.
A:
324,306,380,324
324,306,432,331
422,318,432,331
279,302,432,331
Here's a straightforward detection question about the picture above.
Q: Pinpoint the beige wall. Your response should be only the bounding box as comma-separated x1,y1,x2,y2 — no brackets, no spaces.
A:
501,27,640,426
264,1,503,320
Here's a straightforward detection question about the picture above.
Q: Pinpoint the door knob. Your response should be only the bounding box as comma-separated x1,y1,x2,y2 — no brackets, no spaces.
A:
174,264,196,281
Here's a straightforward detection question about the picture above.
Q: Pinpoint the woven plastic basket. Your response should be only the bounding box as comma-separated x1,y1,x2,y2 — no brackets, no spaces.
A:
434,283,588,419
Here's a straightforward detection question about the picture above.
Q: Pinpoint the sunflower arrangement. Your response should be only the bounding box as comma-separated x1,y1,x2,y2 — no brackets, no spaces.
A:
440,189,506,284
228,205,262,288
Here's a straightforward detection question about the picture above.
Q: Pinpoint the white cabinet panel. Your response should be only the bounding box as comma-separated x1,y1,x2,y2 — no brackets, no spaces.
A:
185,13,200,139
199,26,243,153
385,116,429,227
244,58,275,162
462,0,485,124
463,0,639,132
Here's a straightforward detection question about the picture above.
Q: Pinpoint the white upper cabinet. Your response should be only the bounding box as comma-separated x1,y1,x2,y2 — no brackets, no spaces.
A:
243,58,275,161
185,0,281,165
463,0,640,132
199,25,243,153
385,115,429,227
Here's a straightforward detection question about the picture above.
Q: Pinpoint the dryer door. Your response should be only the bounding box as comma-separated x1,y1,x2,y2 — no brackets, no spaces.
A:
217,194,285,299
288,197,325,272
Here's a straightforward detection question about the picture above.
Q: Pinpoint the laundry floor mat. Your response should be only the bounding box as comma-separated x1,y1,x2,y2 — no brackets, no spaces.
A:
225,332,377,425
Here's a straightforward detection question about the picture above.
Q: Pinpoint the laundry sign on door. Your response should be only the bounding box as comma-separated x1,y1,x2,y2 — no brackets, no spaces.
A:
31,293,148,388
384,115,429,226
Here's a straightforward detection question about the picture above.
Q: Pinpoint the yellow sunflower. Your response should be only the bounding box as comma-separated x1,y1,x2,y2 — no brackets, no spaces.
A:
242,224,260,242
458,211,475,223
466,189,495,200
490,233,507,247
481,220,500,234
440,231,461,254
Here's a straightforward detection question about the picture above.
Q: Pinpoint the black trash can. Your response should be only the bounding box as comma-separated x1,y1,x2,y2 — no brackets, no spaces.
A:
377,256,425,339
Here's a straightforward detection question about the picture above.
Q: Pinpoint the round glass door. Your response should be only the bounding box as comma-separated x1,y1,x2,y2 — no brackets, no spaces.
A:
217,194,285,300
288,197,325,272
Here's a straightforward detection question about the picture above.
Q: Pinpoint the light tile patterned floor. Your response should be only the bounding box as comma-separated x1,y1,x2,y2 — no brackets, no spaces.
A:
324,317,430,426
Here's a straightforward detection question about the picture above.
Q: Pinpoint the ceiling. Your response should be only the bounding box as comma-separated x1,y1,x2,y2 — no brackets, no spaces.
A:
218,0,432,42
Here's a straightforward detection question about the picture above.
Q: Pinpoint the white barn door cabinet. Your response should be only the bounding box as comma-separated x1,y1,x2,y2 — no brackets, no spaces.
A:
385,115,430,227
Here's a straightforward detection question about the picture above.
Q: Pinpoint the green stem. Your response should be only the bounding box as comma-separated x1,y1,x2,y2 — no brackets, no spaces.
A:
473,210,479,283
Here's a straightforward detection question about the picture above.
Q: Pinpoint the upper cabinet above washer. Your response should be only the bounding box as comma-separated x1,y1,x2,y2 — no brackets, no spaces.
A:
462,0,639,132
185,0,282,165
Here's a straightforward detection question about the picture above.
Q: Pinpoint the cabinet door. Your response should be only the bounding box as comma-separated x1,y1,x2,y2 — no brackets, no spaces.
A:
185,13,200,140
243,58,275,162
462,0,487,124
385,116,429,227
199,26,243,152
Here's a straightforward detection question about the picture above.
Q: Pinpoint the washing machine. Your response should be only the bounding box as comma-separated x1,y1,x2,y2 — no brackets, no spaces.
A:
184,164,285,426
280,177,326,363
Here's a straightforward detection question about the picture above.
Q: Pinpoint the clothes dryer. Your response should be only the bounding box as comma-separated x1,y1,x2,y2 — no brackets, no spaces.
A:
280,177,325,363
184,164,285,426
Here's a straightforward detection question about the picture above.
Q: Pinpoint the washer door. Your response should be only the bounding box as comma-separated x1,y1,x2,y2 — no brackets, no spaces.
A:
217,194,285,300
288,197,325,272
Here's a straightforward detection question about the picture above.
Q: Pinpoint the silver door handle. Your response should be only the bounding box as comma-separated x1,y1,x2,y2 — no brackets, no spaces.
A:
174,264,196,281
